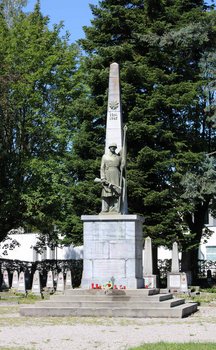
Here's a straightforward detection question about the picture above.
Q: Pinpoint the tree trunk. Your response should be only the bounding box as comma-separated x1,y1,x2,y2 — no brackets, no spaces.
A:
181,247,199,285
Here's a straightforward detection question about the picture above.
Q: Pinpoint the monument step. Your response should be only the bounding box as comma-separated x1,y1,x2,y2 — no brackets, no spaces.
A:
64,288,160,296
49,293,173,302
20,302,197,318
33,298,185,309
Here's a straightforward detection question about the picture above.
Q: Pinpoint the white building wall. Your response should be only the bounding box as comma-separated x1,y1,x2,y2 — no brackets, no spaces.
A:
0,233,39,261
0,233,83,261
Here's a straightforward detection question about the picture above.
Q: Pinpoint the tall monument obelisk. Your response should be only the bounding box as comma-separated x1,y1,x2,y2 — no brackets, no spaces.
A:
105,63,123,154
81,63,144,289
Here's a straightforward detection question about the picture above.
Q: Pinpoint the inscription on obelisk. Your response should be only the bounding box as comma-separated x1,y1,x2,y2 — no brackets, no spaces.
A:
105,62,123,154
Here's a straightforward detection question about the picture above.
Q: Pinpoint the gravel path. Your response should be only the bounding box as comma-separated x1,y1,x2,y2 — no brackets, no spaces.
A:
0,305,216,350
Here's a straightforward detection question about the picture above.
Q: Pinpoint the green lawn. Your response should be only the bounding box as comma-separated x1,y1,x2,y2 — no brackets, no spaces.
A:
130,343,216,350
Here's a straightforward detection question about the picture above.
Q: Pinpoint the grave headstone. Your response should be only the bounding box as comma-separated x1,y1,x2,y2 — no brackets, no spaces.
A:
18,271,26,293
65,270,73,289
171,242,180,273
31,270,41,294
46,270,54,289
167,242,188,292
56,271,64,292
12,270,19,289
143,237,158,288
2,270,10,290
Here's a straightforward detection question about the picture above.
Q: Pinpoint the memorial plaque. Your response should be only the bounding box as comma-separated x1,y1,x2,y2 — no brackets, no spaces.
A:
169,274,181,288
93,260,125,278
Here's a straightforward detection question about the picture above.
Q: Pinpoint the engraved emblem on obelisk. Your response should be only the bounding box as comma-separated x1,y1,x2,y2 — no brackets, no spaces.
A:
109,101,119,110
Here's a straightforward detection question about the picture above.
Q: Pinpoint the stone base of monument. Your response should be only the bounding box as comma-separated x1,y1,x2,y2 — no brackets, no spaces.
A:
19,288,198,318
143,275,158,289
167,272,188,293
81,214,144,289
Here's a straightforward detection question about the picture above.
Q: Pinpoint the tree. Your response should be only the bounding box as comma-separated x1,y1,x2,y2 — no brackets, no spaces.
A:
0,0,27,26
178,155,216,277
0,2,81,244
72,0,216,277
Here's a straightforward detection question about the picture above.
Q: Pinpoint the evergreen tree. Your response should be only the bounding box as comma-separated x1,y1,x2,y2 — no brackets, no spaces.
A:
73,0,216,276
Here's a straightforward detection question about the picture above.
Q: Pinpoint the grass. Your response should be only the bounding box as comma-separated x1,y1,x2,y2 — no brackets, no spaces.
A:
129,343,216,350
176,291,216,305
0,290,48,304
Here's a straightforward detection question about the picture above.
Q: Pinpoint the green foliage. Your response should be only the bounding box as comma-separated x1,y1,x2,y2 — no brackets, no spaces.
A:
0,0,216,259
76,0,216,259
0,3,81,243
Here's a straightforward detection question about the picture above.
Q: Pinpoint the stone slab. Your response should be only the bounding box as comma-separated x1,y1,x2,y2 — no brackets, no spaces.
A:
31,270,41,294
167,272,188,292
81,215,144,289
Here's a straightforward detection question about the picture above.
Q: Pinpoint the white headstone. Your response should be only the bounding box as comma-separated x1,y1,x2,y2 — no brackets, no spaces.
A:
56,271,64,292
105,62,123,154
2,270,9,289
31,270,41,294
65,270,73,289
143,236,153,275
12,270,19,289
171,242,180,273
18,271,26,293
46,270,54,289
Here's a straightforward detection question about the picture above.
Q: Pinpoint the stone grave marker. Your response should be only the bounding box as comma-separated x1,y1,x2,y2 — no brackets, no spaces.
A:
46,270,54,289
12,270,19,289
171,241,180,273
65,270,73,289
143,236,158,288
2,270,10,290
56,271,64,292
167,241,188,292
18,271,26,293
31,270,41,294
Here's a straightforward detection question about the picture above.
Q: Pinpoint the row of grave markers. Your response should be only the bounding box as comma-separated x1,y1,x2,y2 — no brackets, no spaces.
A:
1,270,73,294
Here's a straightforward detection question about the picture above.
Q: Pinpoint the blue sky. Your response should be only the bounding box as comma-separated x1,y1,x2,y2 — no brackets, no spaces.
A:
25,0,99,42
25,0,215,43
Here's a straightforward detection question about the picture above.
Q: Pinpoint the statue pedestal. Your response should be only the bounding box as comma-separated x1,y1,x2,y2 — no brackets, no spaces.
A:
81,214,144,289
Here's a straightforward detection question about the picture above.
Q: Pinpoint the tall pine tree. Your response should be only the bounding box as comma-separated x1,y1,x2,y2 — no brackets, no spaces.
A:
72,0,216,277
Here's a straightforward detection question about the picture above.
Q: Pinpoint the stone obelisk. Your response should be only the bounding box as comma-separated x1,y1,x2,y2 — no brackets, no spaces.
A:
167,242,188,292
105,63,123,154
81,63,144,289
